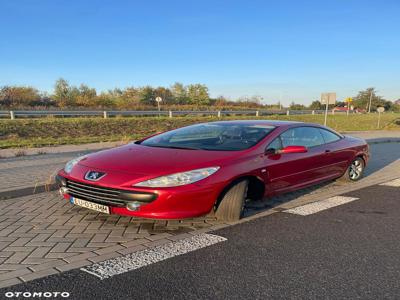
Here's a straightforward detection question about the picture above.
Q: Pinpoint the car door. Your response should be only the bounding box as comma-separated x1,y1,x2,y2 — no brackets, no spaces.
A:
319,128,352,177
263,126,328,194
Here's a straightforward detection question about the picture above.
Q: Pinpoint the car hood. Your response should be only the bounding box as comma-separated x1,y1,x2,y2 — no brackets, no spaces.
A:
78,143,240,176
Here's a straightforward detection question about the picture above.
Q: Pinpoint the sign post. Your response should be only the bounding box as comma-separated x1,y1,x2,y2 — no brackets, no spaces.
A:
321,93,336,126
368,91,373,113
155,96,162,112
377,106,385,128
345,97,353,116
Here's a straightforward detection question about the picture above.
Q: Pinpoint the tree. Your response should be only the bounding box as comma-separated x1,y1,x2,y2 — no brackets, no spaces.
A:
352,87,392,112
187,84,210,105
75,84,97,106
237,96,263,108
138,86,155,105
96,92,116,108
0,86,41,106
214,96,229,107
393,99,400,112
154,87,174,105
53,78,75,107
289,102,306,110
308,100,323,110
171,82,188,104
121,87,140,107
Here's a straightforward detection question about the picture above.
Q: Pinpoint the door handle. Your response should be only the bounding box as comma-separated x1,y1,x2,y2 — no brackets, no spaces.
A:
325,149,331,153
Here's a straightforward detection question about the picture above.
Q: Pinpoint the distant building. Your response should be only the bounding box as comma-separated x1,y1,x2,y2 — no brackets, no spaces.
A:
333,106,348,112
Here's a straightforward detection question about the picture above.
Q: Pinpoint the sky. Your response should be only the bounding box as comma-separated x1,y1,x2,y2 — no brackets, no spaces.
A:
0,0,399,105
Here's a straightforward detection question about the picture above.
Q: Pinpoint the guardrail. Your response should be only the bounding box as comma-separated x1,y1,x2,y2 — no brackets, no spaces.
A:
0,109,352,119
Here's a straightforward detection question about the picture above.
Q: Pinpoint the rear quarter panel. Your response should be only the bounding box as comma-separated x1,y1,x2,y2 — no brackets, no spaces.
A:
330,135,369,176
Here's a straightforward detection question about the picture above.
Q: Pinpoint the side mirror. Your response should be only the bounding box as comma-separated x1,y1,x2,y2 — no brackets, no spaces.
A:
264,148,277,155
278,145,308,154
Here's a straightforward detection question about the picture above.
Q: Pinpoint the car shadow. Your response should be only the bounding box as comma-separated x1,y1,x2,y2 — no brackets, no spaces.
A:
244,180,337,217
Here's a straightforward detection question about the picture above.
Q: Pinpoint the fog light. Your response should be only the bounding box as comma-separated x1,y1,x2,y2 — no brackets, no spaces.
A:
126,201,141,211
56,175,67,187
59,187,68,195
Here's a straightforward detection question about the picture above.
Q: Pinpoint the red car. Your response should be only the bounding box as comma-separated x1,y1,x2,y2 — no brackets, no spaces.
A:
56,120,369,221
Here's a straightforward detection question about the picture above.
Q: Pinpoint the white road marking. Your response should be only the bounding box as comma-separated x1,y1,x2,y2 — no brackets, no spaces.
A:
284,196,359,216
81,233,227,279
379,178,400,187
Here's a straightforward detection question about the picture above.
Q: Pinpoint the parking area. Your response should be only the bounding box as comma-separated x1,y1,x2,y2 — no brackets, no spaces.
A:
0,192,222,287
1,180,400,299
0,139,398,288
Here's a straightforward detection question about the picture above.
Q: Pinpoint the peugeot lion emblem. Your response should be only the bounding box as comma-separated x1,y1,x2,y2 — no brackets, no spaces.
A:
85,171,106,181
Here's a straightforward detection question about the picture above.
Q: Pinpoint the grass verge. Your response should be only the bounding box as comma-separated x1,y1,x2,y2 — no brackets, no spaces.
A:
1,114,399,149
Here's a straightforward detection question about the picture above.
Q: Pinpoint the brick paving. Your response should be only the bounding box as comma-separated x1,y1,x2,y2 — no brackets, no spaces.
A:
0,192,221,287
0,142,122,195
0,153,90,197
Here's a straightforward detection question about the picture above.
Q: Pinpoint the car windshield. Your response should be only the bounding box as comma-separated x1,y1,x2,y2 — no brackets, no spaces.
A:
140,123,275,151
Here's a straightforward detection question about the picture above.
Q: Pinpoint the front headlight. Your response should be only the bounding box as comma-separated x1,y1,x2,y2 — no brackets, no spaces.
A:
64,155,87,174
134,167,220,188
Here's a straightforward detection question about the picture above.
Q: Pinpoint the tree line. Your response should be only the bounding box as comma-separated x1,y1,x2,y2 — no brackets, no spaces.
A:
305,88,398,112
0,79,398,112
0,79,268,110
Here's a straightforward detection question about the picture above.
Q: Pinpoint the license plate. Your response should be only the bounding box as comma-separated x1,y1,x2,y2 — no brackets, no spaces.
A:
71,197,110,214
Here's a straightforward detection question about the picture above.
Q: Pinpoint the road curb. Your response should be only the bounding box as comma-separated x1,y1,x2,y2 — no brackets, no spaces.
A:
0,183,58,200
366,138,400,144
0,142,123,159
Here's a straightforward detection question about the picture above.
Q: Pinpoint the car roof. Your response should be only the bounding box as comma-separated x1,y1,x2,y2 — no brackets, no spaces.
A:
207,120,303,127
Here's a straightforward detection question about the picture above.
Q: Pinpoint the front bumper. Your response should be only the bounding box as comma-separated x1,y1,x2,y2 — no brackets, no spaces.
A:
56,175,157,205
56,173,221,219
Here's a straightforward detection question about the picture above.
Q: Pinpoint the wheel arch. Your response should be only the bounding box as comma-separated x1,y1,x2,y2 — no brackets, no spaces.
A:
356,153,367,164
214,175,265,210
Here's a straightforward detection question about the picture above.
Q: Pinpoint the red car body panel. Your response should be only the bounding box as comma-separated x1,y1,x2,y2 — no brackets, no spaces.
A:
57,121,369,219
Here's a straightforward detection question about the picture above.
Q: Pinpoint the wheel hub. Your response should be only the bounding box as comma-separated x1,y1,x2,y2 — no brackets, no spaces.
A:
349,159,363,180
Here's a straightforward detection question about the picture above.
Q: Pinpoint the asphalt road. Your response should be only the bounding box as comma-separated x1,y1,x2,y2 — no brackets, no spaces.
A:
2,183,399,300
364,142,399,176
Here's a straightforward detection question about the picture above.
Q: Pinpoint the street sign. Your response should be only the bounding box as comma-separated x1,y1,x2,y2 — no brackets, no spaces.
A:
321,92,336,126
155,97,162,112
344,97,353,115
377,107,385,128
320,93,336,105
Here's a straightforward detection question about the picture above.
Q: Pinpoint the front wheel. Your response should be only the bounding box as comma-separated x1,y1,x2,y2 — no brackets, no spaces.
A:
341,157,365,182
215,180,249,221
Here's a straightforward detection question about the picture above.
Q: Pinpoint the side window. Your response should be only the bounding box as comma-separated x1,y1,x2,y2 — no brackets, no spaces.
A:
280,129,296,147
280,127,324,148
319,129,341,144
266,137,283,151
